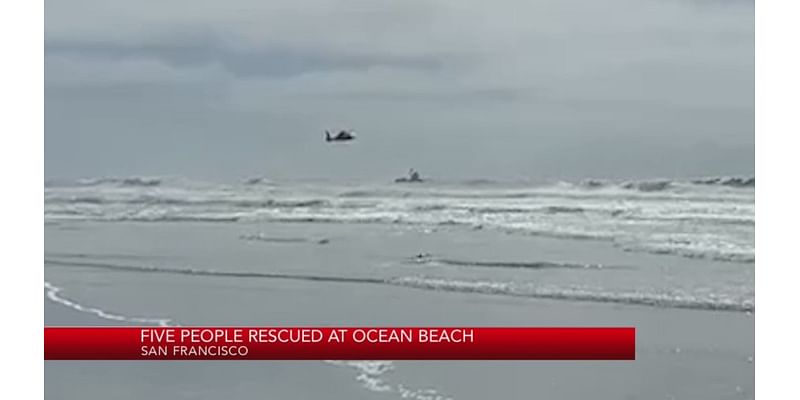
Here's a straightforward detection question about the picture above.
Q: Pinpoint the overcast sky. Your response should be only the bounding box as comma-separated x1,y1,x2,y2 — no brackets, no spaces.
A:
45,0,754,181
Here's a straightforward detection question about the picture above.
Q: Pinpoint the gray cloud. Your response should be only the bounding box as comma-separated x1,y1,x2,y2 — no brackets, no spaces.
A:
46,37,446,79
45,0,754,181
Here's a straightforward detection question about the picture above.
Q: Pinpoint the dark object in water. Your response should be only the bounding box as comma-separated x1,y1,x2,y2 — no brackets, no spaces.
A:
414,253,432,262
395,168,424,183
325,130,355,142
394,177,424,183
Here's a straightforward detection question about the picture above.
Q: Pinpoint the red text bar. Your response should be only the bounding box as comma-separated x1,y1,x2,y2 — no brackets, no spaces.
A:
45,327,635,360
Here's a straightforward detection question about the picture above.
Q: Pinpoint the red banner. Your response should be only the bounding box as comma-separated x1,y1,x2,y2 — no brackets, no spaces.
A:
44,327,635,360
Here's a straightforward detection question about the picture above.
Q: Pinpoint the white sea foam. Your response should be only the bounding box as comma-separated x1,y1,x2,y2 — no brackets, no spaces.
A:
44,177,754,263
325,360,452,400
44,281,172,326
44,280,453,399
389,276,754,312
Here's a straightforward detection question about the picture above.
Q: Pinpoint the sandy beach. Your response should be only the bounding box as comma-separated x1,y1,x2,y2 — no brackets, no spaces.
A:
45,214,754,400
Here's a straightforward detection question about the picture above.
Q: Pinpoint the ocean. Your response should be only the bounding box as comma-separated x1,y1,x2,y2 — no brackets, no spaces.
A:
44,175,754,399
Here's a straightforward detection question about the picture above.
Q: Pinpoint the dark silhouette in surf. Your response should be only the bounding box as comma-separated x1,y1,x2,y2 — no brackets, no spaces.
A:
395,168,424,183
325,130,355,142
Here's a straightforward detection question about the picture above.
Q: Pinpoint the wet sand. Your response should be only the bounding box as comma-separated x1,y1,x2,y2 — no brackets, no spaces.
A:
45,221,754,400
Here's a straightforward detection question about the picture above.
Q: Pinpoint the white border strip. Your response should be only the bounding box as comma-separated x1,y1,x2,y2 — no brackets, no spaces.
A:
756,1,800,399
0,0,44,399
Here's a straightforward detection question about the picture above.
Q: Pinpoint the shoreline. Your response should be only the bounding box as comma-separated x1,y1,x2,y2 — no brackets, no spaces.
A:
44,220,753,399
45,268,753,400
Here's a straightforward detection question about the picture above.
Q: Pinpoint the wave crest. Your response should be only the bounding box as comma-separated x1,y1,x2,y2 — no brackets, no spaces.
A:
76,177,163,187
391,276,753,312
410,255,610,270
45,258,752,312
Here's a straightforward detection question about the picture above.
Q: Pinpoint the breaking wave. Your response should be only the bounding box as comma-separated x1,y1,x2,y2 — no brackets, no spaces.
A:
46,195,328,209
45,259,752,312
618,242,755,263
45,175,754,264
621,180,673,192
390,276,753,312
409,255,612,270
60,177,165,187
242,177,276,186
578,176,754,191
691,176,755,188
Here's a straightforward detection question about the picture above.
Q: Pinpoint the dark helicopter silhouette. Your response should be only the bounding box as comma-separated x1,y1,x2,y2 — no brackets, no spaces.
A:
325,130,356,142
